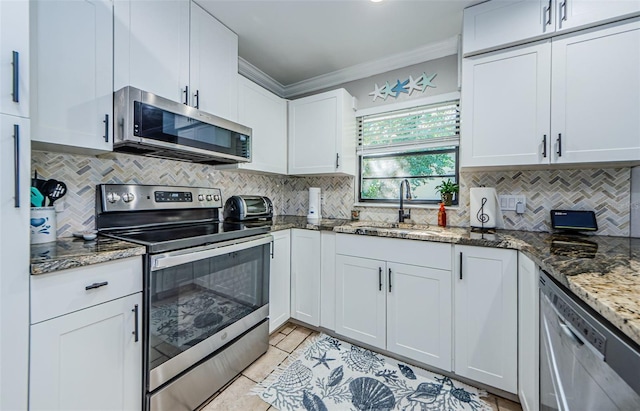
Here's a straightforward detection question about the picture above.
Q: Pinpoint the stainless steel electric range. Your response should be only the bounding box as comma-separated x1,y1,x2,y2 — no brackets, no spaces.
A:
96,184,272,411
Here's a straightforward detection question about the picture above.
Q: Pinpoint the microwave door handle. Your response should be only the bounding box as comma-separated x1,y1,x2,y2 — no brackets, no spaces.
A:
151,235,273,270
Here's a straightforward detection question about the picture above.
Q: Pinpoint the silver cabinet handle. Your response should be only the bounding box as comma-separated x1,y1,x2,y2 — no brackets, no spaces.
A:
545,0,552,26
335,153,340,169
85,281,108,290
378,267,382,291
132,304,139,342
557,133,562,157
103,114,109,142
388,268,392,292
12,51,19,103
560,0,567,23
13,124,20,208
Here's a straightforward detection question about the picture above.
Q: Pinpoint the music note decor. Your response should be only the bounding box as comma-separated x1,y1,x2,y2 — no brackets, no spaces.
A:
470,187,503,232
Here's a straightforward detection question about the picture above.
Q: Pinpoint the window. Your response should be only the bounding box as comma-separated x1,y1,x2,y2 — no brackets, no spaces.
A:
358,100,460,204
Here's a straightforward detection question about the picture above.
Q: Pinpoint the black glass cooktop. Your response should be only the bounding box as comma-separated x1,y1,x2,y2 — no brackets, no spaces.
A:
104,221,271,253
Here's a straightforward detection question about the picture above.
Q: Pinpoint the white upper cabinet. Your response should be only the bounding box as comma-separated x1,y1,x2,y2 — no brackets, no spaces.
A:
461,41,551,167
463,0,640,55
114,0,239,121
0,0,29,118
557,0,640,32
463,0,551,54
190,2,238,121
227,76,287,174
114,0,190,104
288,88,356,176
461,18,640,168
31,0,113,154
550,20,640,163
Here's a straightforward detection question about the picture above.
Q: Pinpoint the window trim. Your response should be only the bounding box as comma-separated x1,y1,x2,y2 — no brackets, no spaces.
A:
355,93,461,207
358,146,459,205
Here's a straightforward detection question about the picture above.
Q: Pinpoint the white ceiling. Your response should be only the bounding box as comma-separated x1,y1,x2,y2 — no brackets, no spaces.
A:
197,0,478,96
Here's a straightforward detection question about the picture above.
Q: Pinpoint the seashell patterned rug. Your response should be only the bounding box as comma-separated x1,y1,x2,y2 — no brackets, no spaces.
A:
254,333,494,411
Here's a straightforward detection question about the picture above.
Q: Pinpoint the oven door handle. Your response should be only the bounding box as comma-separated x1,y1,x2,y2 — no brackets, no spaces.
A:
151,234,273,270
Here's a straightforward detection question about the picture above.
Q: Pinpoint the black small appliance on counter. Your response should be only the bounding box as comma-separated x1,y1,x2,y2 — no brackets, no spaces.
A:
224,195,273,221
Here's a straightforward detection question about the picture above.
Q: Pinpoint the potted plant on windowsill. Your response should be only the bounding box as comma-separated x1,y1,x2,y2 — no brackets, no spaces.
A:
435,179,459,206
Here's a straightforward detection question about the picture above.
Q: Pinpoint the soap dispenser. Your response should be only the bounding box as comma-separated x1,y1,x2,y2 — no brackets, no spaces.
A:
438,203,447,227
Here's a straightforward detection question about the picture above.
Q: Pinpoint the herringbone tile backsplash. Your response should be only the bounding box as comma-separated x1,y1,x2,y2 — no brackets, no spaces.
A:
32,151,631,237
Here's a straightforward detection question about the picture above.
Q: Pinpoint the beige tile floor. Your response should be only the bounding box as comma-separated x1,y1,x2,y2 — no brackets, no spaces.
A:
199,323,522,411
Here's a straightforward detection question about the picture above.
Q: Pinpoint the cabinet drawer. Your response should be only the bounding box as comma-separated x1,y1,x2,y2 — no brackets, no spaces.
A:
336,234,452,270
31,257,142,324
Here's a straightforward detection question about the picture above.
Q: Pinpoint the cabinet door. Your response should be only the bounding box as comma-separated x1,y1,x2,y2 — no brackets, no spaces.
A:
31,0,113,153
335,255,386,349
236,76,287,174
0,115,30,411
454,245,518,393
269,230,291,333
462,0,551,55
557,0,640,32
0,0,29,117
518,252,539,411
320,231,336,330
290,229,321,326
30,293,142,411
114,0,189,103
551,20,640,163
461,41,551,167
190,2,238,121
387,262,452,371
289,89,355,175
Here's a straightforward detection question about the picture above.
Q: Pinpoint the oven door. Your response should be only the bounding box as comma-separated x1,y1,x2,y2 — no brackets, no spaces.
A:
146,234,271,392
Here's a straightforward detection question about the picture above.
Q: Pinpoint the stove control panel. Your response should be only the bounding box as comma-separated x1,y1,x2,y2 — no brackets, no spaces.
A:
99,184,223,212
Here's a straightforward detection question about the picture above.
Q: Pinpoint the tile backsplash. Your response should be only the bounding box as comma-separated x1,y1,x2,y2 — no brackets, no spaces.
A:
33,151,631,237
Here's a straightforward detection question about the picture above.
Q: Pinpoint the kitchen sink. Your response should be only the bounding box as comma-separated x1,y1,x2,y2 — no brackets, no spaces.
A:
346,221,442,236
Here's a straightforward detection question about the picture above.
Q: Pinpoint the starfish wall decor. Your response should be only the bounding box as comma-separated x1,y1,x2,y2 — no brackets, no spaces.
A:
369,72,437,102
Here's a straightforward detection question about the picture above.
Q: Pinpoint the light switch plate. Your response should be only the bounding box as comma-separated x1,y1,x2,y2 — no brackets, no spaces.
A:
499,195,526,211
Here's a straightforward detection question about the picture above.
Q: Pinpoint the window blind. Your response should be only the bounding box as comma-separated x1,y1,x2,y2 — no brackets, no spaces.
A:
357,100,460,155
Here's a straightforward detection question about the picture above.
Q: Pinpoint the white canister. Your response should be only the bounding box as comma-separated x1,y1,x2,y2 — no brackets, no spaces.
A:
307,187,322,224
30,207,57,244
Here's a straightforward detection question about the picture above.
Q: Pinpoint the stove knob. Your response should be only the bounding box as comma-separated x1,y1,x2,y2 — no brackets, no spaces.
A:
198,194,205,201
106,192,121,203
206,194,213,201
213,195,220,201
122,193,135,203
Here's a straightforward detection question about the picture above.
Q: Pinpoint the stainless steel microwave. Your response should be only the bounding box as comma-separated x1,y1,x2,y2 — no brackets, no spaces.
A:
113,86,251,165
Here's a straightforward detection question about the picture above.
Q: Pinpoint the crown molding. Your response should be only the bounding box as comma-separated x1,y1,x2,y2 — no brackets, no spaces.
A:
238,57,286,97
283,36,458,98
238,35,459,99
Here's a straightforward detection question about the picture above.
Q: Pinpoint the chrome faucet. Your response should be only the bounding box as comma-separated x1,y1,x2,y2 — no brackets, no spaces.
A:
398,179,412,223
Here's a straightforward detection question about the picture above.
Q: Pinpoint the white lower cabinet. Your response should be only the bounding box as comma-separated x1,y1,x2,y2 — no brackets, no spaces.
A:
335,234,453,371
518,252,539,411
269,230,291,333
290,229,321,326
29,257,143,411
454,245,518,394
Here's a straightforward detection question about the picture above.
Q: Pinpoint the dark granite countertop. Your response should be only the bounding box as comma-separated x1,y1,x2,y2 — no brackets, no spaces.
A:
30,215,640,346
30,237,146,275
332,220,640,347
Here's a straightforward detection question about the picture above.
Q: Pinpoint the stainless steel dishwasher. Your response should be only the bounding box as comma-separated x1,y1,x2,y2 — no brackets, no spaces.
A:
539,270,640,411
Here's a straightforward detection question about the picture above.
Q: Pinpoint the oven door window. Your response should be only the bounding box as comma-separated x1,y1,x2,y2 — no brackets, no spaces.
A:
148,243,269,370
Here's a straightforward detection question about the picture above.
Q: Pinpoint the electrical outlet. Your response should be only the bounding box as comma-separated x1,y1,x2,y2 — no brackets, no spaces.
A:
499,195,526,211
